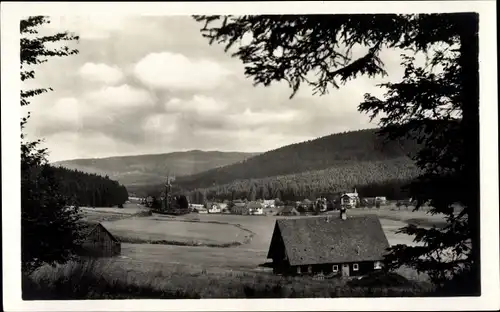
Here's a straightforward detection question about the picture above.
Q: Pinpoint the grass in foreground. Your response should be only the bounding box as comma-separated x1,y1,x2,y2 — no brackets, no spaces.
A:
24,259,431,299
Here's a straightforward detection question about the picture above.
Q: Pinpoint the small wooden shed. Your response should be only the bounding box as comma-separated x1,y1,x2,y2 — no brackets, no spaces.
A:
79,222,121,257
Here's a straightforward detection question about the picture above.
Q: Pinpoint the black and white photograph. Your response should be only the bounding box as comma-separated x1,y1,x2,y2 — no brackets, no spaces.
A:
1,1,499,311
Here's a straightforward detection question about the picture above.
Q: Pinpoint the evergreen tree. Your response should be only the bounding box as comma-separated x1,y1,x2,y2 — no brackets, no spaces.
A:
194,13,480,294
21,16,81,273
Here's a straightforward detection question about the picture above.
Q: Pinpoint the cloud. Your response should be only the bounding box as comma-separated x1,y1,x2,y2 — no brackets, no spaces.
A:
142,113,179,135
27,84,157,142
85,84,155,109
31,97,85,135
133,52,233,90
165,95,228,114
24,16,393,163
78,62,124,85
45,131,139,161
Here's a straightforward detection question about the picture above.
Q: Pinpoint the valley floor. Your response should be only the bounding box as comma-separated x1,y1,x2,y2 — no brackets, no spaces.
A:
27,204,444,299
80,205,439,279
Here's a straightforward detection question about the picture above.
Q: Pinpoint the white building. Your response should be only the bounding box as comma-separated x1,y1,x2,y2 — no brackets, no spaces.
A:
262,199,276,208
340,188,360,208
207,203,221,214
375,196,387,205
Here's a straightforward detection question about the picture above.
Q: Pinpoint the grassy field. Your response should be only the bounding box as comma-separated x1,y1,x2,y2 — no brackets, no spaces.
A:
79,204,150,223
102,216,252,246
25,205,443,298
93,207,442,280
26,258,429,299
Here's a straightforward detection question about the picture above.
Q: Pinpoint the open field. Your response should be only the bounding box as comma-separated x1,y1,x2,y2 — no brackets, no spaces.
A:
28,258,428,299
79,203,150,223
85,208,442,281
25,207,440,298
102,216,252,246
32,206,441,294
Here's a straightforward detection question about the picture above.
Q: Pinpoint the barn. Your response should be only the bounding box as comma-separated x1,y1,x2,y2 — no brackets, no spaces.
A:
266,210,390,277
79,222,121,257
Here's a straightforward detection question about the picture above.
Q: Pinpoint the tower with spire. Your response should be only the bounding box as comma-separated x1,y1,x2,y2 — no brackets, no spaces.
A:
162,172,175,212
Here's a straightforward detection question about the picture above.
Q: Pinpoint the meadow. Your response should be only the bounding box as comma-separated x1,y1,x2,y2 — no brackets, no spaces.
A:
89,205,440,278
25,204,443,299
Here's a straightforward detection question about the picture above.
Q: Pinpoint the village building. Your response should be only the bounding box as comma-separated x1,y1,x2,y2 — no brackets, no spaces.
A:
298,199,314,211
266,208,390,277
196,207,208,214
206,202,221,213
190,203,204,211
275,206,301,216
218,202,229,212
375,196,387,205
340,188,360,208
79,222,121,257
262,199,276,208
231,202,249,215
247,201,264,215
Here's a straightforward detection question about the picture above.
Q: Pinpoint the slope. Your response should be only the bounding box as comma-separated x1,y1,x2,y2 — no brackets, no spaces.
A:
186,157,420,203
52,150,259,187
176,128,420,191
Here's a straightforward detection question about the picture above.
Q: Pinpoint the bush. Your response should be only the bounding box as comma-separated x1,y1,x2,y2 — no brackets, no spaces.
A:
347,271,414,289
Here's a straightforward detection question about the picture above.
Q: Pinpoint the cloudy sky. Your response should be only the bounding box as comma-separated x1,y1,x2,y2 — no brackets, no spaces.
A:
23,15,406,162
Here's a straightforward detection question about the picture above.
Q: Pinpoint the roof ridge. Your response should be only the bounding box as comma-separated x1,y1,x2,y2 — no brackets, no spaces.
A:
271,214,390,266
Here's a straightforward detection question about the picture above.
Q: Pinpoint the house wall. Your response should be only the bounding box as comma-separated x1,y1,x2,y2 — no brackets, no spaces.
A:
277,261,380,277
81,226,121,257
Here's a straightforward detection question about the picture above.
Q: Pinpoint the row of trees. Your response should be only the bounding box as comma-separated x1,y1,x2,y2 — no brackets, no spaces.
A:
50,167,129,207
187,178,413,204
186,157,419,203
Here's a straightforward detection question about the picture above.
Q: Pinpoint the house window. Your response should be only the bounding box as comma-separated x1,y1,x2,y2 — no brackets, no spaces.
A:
332,265,339,273
374,261,382,270
353,263,359,271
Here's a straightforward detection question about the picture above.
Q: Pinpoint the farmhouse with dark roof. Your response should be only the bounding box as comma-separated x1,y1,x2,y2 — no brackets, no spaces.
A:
266,209,390,277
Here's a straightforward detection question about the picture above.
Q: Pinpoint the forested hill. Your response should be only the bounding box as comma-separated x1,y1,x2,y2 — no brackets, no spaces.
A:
52,150,259,187
187,157,420,203
176,128,420,191
49,166,129,207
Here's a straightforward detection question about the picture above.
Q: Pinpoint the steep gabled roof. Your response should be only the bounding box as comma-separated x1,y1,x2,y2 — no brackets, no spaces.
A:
267,215,390,266
79,222,120,243
343,193,358,198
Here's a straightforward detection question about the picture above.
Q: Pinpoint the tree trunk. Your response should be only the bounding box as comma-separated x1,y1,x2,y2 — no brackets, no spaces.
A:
459,12,480,296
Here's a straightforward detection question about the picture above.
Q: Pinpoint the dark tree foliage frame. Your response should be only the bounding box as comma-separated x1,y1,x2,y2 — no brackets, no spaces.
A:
194,13,480,295
20,17,128,273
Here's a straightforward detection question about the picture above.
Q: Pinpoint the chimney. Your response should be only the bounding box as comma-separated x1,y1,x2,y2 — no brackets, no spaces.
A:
340,207,347,220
